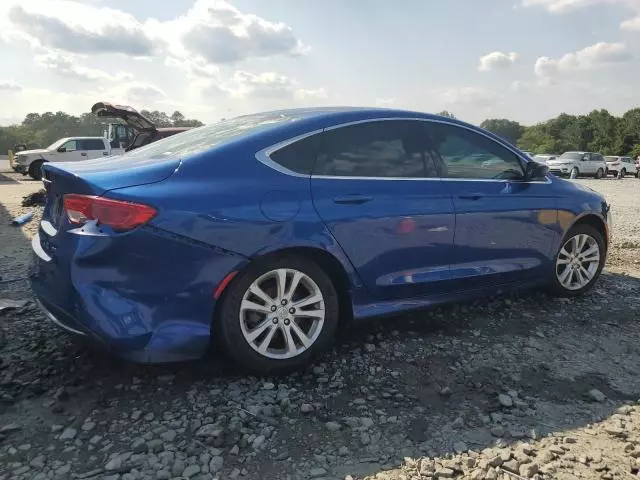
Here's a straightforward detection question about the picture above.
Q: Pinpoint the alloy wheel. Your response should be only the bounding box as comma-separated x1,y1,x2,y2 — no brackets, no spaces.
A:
555,234,601,291
239,268,325,359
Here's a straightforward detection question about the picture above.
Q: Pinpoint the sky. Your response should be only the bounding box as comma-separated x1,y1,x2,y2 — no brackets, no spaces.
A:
0,0,638,126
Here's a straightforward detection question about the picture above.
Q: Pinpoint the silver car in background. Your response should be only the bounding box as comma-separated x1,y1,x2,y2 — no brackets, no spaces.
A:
546,151,607,179
605,156,639,178
532,154,558,164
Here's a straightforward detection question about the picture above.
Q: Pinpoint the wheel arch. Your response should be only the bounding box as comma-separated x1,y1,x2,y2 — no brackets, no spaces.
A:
567,213,609,249
213,245,356,330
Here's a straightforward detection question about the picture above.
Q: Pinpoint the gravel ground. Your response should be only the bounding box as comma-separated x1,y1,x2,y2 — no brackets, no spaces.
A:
1,171,640,480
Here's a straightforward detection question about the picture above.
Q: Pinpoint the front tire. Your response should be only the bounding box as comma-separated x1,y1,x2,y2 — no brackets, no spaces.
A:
569,167,579,179
547,225,605,297
217,255,339,374
28,160,44,181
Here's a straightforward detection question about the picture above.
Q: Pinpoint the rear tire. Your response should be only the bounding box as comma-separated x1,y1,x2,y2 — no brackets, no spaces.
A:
217,255,339,374
28,160,44,181
595,168,604,179
547,224,605,297
620,169,626,178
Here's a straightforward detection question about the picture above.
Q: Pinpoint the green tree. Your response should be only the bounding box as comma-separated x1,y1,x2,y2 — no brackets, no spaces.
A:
436,110,456,119
480,119,524,145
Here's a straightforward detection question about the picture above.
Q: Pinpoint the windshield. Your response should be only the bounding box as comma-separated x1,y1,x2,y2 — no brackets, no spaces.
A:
559,152,583,160
46,138,69,150
121,111,308,161
605,156,619,162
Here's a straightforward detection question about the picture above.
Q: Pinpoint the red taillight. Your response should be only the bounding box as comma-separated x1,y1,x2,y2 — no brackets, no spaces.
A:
63,194,156,232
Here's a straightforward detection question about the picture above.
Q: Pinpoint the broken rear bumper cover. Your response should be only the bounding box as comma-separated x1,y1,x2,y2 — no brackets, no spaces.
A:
29,225,246,363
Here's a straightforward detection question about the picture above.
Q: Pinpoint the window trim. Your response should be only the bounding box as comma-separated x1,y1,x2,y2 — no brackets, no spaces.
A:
255,117,551,184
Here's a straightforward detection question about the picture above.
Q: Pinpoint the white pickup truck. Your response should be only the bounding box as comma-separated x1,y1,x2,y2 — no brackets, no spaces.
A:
11,137,113,180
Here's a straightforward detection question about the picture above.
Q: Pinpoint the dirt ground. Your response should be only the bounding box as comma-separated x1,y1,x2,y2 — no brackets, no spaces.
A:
1,169,639,480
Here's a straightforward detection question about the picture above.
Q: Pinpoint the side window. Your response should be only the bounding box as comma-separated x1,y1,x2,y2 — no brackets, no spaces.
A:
424,123,524,180
79,139,106,150
61,140,77,152
269,134,321,175
314,121,428,178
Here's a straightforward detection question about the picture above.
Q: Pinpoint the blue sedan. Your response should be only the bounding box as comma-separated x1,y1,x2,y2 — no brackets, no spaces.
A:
30,108,611,373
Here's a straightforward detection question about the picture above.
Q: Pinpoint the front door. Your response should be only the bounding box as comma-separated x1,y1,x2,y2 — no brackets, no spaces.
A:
311,120,455,300
581,153,598,175
420,121,557,289
57,140,83,162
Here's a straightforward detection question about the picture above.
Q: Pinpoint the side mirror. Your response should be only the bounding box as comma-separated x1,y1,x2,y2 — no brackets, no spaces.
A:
525,161,549,181
57,147,66,153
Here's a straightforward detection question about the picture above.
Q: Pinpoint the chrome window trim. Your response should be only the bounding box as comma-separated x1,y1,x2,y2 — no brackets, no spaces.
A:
255,117,551,184
254,129,324,178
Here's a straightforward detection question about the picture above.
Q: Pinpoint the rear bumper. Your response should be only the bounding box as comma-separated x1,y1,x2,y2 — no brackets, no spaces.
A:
29,225,246,363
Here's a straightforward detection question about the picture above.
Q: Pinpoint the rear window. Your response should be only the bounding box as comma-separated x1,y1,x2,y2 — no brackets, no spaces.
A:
121,111,309,161
605,156,619,161
79,139,106,150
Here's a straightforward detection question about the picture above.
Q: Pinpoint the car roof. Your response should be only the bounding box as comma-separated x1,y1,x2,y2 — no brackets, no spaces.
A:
229,106,511,149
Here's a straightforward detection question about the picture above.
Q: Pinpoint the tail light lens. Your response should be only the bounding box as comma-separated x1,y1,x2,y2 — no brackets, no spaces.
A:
63,194,156,232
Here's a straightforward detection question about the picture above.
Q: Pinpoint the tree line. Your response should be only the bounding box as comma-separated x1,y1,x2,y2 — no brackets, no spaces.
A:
478,109,640,158
1,108,638,158
0,110,203,153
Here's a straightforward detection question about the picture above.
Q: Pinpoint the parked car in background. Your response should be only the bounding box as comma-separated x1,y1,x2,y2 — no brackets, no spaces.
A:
546,151,606,179
605,156,639,178
11,137,113,180
532,154,558,164
92,102,192,153
31,107,611,373
521,151,534,158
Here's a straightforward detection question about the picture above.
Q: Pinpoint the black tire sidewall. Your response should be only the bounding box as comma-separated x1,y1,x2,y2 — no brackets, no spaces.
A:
548,224,606,297
217,255,340,374
28,160,44,180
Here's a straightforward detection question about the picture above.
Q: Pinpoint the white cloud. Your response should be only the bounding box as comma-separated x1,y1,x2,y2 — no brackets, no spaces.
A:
3,1,154,56
35,52,133,82
375,98,397,107
0,80,21,91
535,42,633,77
621,15,640,30
145,0,307,65
295,88,329,100
435,87,501,106
120,82,166,103
478,51,518,71
220,71,296,99
522,0,640,30
522,0,612,13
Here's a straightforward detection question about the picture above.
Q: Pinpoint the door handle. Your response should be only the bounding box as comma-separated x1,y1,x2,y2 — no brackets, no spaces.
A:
458,193,484,200
333,195,373,205
80,152,87,157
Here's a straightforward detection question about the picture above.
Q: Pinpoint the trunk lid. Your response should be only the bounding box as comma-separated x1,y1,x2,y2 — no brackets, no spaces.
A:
91,102,156,132
41,156,180,228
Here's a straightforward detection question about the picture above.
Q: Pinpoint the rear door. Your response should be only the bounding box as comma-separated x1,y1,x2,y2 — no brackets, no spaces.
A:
421,121,557,288
592,154,605,174
310,119,455,300
78,139,109,160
